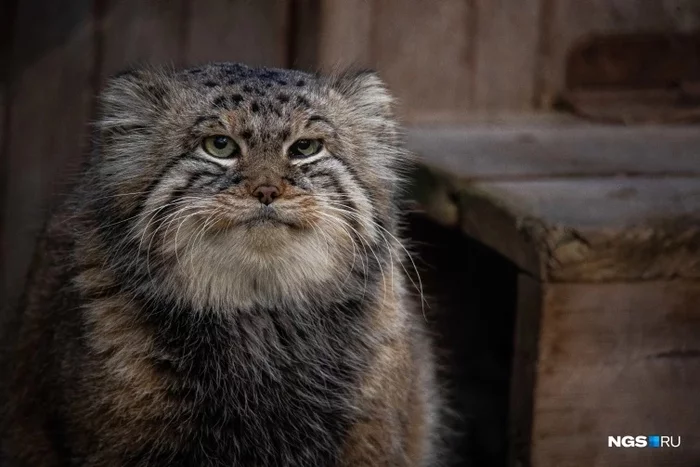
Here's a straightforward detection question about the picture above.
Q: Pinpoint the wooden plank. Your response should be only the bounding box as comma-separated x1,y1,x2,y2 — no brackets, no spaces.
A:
536,0,700,107
407,123,700,180
183,0,288,67
411,163,700,281
532,281,700,466
467,178,700,230
372,0,476,122
410,121,700,281
465,177,700,281
1,0,95,312
99,0,188,79
472,0,541,110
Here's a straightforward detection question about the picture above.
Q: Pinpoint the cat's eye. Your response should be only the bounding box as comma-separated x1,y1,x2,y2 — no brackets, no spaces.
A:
288,139,323,158
202,136,239,158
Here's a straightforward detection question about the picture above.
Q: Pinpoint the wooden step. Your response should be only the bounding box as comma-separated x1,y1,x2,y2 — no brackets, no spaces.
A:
407,118,700,467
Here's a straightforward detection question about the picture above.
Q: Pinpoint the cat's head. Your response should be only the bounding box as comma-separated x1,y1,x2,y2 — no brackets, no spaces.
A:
93,63,407,308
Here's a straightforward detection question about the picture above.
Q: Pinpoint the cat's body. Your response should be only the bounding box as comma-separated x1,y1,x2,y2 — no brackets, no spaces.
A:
1,63,442,466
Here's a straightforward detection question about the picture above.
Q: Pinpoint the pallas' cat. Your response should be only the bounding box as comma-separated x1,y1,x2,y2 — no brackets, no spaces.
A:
1,63,442,466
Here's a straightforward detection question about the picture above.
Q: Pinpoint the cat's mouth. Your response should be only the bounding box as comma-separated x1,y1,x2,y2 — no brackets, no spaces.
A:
208,196,314,231
243,206,300,228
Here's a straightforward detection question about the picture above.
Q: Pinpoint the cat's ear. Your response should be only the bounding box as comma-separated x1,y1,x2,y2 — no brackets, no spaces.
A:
330,69,395,118
98,67,169,132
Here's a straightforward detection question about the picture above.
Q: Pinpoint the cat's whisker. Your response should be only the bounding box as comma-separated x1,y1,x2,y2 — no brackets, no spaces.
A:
187,209,224,273
312,209,383,303
309,211,360,289
322,202,427,316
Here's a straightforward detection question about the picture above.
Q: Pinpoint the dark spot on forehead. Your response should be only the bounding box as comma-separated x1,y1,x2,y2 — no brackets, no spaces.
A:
194,115,220,126
277,94,290,103
265,82,273,88
213,95,229,109
187,68,204,75
276,79,288,86
251,102,260,113
242,85,253,93
231,94,243,105
307,114,333,127
203,80,218,87
240,129,253,141
296,95,310,108
296,80,306,87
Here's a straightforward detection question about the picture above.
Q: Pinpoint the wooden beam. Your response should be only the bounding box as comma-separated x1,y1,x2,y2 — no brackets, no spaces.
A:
533,281,700,466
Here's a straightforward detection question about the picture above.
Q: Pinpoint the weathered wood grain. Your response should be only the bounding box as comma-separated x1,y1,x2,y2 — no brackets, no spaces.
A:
468,177,700,281
316,0,373,71
468,177,700,230
295,0,700,116
536,0,700,107
407,122,700,180
99,0,188,79
408,121,700,282
372,0,476,121
472,0,541,110
183,0,289,67
532,281,700,466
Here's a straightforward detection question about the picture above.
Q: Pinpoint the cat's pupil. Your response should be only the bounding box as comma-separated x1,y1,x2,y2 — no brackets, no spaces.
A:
214,137,228,149
297,140,310,149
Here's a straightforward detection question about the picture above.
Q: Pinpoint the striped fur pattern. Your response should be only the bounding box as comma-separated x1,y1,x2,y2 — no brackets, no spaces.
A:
1,63,443,466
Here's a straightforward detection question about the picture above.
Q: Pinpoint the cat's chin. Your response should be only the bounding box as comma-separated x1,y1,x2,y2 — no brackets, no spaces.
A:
242,217,300,231
159,210,355,307
167,222,351,308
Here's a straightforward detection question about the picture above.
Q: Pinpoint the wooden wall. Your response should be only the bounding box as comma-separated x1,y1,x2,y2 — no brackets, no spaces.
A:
304,0,700,119
2,0,699,312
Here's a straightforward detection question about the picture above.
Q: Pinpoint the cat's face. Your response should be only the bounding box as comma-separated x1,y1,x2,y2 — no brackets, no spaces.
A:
95,63,405,307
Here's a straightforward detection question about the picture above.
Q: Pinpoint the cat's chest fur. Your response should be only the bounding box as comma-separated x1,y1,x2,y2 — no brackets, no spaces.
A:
86,294,372,466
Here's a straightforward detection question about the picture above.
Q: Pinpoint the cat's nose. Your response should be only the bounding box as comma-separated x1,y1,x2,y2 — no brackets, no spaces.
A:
252,185,281,205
